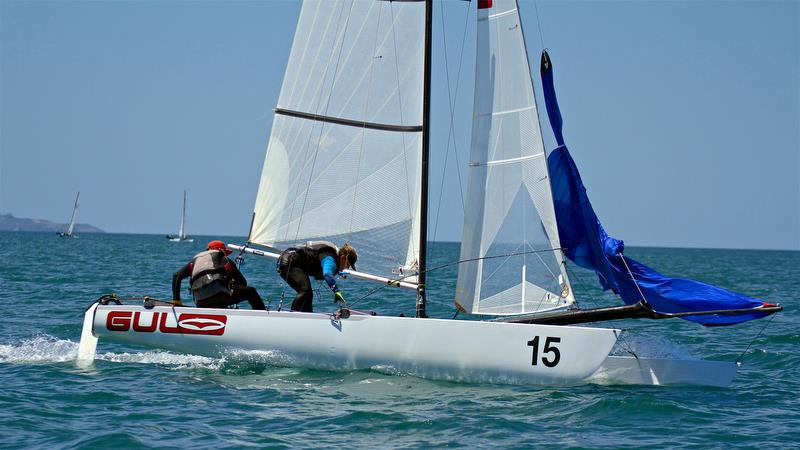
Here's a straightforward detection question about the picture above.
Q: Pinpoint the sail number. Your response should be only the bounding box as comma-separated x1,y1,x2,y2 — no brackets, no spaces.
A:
527,336,561,367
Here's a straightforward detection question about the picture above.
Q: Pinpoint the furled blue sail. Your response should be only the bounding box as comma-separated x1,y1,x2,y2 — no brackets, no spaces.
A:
540,50,772,326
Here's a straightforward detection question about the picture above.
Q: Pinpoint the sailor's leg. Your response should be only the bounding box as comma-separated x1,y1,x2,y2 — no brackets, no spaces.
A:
195,293,232,309
285,267,313,312
231,285,267,310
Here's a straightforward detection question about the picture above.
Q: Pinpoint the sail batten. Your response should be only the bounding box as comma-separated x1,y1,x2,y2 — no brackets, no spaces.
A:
275,108,422,132
481,8,518,21
483,105,536,117
469,152,544,167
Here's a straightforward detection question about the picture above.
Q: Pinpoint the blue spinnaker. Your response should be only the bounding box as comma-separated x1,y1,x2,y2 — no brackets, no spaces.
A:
540,51,770,326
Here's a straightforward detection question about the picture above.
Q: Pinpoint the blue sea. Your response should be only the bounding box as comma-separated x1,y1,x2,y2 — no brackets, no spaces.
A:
1,231,797,449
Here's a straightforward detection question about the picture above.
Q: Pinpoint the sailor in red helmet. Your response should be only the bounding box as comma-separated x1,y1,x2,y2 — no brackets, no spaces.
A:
172,240,266,310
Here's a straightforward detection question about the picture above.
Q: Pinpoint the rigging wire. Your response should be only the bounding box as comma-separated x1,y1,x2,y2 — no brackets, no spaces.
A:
566,263,639,358
613,254,688,357
619,253,650,304
532,1,546,50
735,310,779,365
345,246,566,307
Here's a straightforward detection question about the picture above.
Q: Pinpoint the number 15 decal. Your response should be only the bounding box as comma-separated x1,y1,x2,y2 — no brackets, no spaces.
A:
527,336,561,367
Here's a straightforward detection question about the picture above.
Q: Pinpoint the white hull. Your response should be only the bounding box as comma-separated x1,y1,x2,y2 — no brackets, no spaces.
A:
76,303,99,368
84,303,619,385
167,237,194,243
589,355,737,387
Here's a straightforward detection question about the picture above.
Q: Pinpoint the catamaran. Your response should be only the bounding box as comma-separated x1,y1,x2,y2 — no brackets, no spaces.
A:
58,192,80,238
166,190,193,243
78,0,780,386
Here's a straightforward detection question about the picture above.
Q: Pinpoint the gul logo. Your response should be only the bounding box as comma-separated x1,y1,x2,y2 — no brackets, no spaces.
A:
179,315,227,332
106,311,228,336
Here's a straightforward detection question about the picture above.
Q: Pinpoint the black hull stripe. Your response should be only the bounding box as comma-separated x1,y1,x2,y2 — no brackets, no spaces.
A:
274,108,422,133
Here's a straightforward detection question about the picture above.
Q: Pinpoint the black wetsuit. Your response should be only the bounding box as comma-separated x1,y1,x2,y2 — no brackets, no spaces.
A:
277,242,339,313
172,254,266,310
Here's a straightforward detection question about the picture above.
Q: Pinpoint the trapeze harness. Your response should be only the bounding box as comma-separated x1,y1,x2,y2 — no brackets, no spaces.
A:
278,241,339,280
190,249,233,301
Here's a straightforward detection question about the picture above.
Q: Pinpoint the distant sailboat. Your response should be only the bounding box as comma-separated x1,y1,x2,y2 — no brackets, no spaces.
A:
166,190,193,242
58,192,80,238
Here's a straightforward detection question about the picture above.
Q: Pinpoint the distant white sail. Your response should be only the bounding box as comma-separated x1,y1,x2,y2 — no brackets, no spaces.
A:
249,0,426,281
178,190,187,239
455,0,574,315
167,190,192,242
66,192,80,236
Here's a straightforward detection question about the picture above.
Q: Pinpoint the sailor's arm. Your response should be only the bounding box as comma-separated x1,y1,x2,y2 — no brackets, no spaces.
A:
227,261,247,286
172,263,192,300
321,255,340,293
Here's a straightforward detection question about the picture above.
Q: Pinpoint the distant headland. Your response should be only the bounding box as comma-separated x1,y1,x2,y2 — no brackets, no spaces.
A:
0,213,105,233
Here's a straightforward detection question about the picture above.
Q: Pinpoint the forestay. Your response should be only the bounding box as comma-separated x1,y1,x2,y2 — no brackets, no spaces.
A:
249,0,425,281
456,0,573,315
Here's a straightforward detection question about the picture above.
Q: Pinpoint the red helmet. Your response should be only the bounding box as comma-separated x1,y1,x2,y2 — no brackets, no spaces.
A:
207,240,232,255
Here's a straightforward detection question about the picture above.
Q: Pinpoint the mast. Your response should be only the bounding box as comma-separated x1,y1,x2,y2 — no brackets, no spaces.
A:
416,0,432,319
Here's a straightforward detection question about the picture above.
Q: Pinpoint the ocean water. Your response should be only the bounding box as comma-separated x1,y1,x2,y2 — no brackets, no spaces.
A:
1,231,797,449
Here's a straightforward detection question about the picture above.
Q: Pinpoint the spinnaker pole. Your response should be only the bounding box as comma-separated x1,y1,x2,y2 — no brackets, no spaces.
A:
499,301,782,326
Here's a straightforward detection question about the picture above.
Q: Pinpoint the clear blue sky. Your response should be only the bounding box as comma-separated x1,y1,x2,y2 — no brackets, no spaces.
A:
1,1,797,250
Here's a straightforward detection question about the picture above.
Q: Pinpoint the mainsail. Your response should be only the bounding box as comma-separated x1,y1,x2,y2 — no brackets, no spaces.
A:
540,50,773,326
455,0,574,316
249,0,426,282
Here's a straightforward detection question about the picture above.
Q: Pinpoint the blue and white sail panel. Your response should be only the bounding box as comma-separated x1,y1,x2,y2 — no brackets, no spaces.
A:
456,0,573,316
250,0,425,281
541,50,773,326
